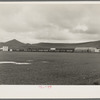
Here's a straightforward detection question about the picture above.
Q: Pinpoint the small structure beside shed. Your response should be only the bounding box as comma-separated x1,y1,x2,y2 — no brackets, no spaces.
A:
9,49,13,51
50,48,56,52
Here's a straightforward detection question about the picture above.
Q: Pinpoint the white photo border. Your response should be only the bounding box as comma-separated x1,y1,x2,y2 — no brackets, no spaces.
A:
0,1,100,99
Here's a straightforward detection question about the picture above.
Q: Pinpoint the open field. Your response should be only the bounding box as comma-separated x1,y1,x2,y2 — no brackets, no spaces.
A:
0,52,100,85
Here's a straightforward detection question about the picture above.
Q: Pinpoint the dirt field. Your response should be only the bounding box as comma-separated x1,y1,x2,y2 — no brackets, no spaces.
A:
0,51,100,85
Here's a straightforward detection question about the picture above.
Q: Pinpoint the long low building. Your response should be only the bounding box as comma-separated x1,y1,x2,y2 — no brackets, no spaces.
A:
75,47,100,53
56,48,74,52
26,47,75,52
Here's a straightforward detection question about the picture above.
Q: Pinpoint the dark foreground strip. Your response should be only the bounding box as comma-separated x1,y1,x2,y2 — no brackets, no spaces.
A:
0,98,100,100
0,0,100,1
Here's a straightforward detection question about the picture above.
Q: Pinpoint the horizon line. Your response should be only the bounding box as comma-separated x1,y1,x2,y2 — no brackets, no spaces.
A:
0,39,100,44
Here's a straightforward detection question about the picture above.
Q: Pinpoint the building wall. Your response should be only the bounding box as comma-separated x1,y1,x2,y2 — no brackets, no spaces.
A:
75,47,98,53
56,48,74,52
94,49,100,53
0,48,3,51
2,46,8,51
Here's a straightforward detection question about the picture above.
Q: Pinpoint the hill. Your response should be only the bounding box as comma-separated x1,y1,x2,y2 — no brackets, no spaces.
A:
31,41,100,48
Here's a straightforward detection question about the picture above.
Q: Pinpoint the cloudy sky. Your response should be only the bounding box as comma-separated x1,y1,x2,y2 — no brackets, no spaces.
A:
0,3,100,43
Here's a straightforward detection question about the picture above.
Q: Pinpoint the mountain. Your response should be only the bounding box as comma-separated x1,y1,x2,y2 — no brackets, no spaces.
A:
0,39,100,49
5,39,24,45
0,39,25,49
5,39,24,46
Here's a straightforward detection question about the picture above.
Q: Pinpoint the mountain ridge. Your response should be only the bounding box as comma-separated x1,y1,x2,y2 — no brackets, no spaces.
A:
0,39,100,49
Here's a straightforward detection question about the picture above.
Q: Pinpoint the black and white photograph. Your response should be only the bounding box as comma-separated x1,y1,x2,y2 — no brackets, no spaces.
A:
0,2,100,85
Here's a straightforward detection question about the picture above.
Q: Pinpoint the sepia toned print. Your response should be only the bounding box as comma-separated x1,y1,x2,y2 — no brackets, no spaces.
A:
0,3,100,85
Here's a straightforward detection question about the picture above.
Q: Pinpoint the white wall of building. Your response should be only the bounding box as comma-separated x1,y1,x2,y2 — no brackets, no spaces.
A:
50,48,56,51
75,47,99,53
2,46,8,51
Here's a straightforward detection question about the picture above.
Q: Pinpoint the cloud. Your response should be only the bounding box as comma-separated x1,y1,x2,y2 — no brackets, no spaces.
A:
0,3,100,43
73,24,88,33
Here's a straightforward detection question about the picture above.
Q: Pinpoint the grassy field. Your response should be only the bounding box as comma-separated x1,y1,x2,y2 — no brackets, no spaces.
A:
0,51,100,85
